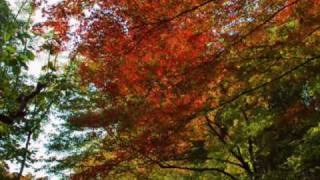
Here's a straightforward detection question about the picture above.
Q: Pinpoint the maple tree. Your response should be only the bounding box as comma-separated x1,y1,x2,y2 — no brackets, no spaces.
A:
34,0,320,179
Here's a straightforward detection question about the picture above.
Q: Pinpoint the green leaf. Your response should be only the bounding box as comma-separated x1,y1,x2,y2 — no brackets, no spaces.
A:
25,50,35,60
5,45,16,54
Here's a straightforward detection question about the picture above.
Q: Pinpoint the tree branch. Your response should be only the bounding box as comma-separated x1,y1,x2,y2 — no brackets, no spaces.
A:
0,82,46,125
217,55,320,109
205,115,252,174
241,108,256,174
158,163,238,180
0,114,14,124
168,155,243,168
131,0,215,29
18,130,32,179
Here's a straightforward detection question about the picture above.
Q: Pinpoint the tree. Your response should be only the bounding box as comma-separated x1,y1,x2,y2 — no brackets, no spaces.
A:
0,0,77,178
39,0,320,179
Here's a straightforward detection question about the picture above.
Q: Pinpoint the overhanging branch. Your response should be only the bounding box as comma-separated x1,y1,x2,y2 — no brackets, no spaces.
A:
158,163,238,180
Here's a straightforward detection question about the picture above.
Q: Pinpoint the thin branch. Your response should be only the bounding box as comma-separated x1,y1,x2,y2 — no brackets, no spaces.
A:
217,55,320,109
233,0,301,46
131,0,215,29
240,108,256,173
205,115,228,145
205,115,252,173
158,163,238,180
14,0,29,21
18,130,32,179
123,0,215,57
168,156,243,169
302,25,320,42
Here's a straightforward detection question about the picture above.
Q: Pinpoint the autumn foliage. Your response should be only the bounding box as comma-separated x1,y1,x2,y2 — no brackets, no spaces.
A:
38,0,320,178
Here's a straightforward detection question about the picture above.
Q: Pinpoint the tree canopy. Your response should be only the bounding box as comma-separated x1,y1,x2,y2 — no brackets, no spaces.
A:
1,0,320,179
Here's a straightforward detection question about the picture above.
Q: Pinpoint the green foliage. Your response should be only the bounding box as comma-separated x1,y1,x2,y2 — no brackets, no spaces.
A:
0,1,82,177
